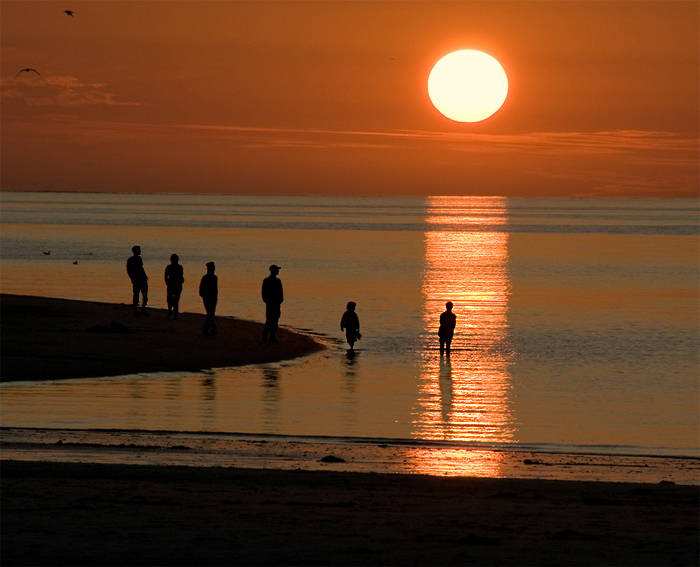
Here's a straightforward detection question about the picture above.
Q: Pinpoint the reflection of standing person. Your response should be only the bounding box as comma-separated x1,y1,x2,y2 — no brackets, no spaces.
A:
164,254,184,319
199,262,218,336
438,301,456,355
340,301,362,351
126,245,149,316
439,356,454,424
262,264,283,343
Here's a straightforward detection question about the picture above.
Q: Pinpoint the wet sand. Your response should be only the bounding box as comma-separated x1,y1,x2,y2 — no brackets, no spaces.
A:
3,427,698,485
2,459,698,566
0,294,325,382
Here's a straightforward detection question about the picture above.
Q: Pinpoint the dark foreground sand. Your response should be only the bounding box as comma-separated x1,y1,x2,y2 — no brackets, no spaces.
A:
1,294,325,382
2,460,698,566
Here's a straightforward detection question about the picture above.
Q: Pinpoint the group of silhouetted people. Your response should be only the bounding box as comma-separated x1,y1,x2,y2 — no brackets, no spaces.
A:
127,246,188,321
126,246,285,341
127,246,457,352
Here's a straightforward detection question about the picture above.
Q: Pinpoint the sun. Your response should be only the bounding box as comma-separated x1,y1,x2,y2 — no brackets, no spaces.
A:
428,50,508,123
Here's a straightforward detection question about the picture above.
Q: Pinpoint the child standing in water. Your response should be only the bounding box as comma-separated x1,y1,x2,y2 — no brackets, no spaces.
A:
340,301,362,350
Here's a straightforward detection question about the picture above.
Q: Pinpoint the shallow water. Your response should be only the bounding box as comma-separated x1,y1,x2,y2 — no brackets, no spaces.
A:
1,193,698,459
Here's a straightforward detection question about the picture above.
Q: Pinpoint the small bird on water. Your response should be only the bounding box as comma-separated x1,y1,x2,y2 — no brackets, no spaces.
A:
15,68,41,79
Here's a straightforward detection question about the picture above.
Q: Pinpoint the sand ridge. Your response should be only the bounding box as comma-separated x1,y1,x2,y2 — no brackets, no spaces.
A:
1,294,326,382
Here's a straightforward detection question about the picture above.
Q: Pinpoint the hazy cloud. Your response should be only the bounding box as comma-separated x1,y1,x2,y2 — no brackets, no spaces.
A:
0,74,140,107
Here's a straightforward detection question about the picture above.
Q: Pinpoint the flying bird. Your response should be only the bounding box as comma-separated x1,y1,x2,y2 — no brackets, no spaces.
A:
15,68,41,79
43,251,51,255
64,10,74,17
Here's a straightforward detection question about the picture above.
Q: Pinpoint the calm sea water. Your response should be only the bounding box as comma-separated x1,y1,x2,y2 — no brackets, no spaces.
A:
1,192,698,460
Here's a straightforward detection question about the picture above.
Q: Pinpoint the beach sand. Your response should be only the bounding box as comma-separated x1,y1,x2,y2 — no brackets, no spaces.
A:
0,294,325,382
2,459,698,566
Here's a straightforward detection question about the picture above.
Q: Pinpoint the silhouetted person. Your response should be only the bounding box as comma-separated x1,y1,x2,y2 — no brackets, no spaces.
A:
262,264,283,342
438,301,456,355
164,253,184,319
126,245,149,316
340,301,362,350
199,262,218,336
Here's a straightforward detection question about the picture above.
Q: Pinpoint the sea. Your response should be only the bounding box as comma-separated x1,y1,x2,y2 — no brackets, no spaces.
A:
1,192,698,477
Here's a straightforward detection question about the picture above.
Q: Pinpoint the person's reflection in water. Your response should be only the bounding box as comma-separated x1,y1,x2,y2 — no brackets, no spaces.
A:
200,374,217,428
342,349,359,390
438,357,454,431
261,366,281,432
163,377,184,425
164,254,184,320
163,377,183,400
340,350,359,430
438,301,456,356
126,378,148,428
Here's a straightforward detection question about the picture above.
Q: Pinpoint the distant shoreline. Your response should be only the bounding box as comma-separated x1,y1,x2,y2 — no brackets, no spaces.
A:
0,294,325,382
2,189,699,199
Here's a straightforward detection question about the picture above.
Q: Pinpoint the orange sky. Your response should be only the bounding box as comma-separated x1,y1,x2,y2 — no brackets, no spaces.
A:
1,1,698,197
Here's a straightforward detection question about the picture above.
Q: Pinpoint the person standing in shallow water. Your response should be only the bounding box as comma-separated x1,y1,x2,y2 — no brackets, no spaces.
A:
340,301,361,351
199,262,218,336
126,245,149,317
262,264,283,342
164,254,184,319
438,301,456,356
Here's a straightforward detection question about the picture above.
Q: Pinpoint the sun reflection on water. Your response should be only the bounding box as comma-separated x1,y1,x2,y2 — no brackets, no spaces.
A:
400,448,511,478
411,196,516,475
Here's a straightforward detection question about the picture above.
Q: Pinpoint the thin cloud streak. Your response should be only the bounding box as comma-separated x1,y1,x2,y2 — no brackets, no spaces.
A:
176,123,697,148
3,118,697,164
172,123,699,162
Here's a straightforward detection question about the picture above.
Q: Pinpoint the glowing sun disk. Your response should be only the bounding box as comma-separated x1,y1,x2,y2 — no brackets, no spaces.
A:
428,50,508,123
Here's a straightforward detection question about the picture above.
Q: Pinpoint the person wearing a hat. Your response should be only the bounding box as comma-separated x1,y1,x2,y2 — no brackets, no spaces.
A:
199,261,218,336
262,264,283,342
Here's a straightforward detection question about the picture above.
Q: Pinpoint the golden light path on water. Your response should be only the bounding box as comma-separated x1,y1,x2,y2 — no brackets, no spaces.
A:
409,196,516,476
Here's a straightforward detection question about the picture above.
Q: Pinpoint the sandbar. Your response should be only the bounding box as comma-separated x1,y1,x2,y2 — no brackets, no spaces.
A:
0,294,325,382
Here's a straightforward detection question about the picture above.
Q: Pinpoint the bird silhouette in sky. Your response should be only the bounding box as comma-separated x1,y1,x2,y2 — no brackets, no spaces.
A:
15,68,41,79
64,10,74,17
